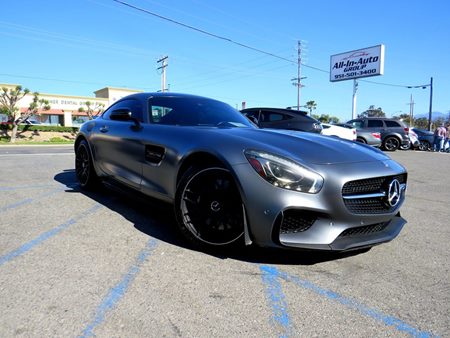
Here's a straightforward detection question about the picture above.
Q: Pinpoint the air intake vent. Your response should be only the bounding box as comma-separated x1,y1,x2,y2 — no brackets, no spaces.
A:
279,210,317,234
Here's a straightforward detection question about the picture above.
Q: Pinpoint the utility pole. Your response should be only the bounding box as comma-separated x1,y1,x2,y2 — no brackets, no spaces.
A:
407,94,415,127
157,56,168,92
291,41,306,110
352,79,358,119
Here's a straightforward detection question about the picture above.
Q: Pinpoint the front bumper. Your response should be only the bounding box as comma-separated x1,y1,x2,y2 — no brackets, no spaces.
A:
232,159,407,251
278,213,406,251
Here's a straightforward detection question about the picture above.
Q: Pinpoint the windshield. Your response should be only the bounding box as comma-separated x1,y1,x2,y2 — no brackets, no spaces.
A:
148,96,254,128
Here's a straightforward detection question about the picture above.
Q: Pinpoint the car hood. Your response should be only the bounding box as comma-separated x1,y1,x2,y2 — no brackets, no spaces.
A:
222,127,389,165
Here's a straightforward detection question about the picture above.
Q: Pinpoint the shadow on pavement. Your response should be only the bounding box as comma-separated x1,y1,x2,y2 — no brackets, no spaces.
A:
54,169,369,266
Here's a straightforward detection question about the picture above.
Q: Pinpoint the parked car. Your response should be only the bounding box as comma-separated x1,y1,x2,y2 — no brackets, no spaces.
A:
411,128,434,151
335,123,382,147
346,117,410,151
16,117,42,125
321,123,356,141
75,92,407,252
241,107,322,133
400,129,420,150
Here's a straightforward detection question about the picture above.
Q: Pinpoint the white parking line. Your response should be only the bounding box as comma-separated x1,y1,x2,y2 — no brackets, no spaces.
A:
0,153,73,156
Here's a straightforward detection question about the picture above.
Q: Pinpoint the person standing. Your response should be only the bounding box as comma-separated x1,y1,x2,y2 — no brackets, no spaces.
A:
444,124,450,152
433,124,447,152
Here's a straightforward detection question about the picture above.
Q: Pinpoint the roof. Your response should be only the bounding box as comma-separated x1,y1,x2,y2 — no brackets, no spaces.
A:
241,107,309,115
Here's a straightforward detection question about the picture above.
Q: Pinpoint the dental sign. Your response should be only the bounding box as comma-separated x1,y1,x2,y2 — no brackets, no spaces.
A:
330,44,385,82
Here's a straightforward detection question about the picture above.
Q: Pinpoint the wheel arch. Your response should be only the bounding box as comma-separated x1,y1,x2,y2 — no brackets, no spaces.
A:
75,134,100,176
356,136,367,143
175,151,253,246
176,152,229,187
382,133,403,141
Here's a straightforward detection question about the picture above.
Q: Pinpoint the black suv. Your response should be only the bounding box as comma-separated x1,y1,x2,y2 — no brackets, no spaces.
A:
346,117,410,151
241,107,322,133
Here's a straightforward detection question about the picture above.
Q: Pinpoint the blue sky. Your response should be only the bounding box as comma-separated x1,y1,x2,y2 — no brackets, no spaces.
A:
1,0,449,122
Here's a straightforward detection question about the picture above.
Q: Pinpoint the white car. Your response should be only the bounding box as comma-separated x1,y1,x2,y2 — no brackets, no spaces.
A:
321,123,356,141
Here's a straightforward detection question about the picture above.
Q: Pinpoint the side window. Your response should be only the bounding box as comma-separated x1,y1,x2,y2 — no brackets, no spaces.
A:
267,113,284,122
102,99,143,122
385,120,401,128
150,105,174,123
348,120,364,129
368,120,384,128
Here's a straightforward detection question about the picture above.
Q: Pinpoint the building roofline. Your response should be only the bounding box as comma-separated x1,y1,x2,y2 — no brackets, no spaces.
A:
94,86,144,94
38,92,109,101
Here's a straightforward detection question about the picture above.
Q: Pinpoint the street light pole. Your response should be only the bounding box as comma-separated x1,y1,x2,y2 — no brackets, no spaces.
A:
407,77,433,131
428,76,433,131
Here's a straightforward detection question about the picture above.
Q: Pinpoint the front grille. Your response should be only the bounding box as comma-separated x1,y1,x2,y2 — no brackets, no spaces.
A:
279,210,317,234
339,222,389,237
342,174,407,214
342,174,406,195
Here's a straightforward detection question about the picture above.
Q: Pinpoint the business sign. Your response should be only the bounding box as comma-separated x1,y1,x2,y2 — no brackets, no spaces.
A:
330,45,385,82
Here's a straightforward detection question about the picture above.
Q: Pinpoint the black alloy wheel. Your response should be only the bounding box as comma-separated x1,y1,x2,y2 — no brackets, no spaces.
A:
75,140,99,189
176,167,244,247
383,137,400,151
356,137,367,144
419,140,431,151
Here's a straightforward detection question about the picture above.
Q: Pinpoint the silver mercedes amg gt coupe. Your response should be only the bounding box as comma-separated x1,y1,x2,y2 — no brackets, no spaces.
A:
75,92,407,251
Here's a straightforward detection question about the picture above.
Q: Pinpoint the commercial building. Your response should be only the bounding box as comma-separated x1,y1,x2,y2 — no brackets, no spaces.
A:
0,83,142,126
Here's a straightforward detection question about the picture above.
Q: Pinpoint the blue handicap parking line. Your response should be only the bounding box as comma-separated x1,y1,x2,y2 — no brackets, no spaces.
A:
0,183,78,213
0,187,67,213
260,265,439,338
0,184,58,191
79,239,158,338
0,204,102,267
260,265,292,337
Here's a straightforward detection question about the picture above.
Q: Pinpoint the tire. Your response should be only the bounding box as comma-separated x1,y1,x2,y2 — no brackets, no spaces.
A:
356,137,367,144
383,136,400,151
399,143,411,150
175,166,245,249
75,140,99,190
419,140,431,151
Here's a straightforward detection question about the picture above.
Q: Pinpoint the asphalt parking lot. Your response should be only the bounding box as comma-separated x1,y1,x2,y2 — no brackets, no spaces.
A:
0,145,448,337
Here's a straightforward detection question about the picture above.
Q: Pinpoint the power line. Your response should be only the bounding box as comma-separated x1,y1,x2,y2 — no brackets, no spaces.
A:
112,0,429,90
112,0,295,64
0,73,152,90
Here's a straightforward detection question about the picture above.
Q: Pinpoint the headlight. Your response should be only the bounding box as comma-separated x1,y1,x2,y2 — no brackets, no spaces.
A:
244,150,323,193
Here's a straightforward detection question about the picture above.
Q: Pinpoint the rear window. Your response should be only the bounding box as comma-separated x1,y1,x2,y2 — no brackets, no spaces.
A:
385,120,402,128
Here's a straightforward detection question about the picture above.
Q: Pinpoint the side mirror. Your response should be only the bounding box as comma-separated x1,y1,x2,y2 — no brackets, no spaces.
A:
110,109,132,121
110,108,142,130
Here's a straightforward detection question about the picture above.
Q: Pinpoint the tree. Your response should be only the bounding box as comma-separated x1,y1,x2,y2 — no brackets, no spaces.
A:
0,86,29,143
413,117,428,130
24,92,50,120
305,100,317,114
392,113,412,126
358,105,386,118
311,113,340,124
0,87,51,142
78,101,105,120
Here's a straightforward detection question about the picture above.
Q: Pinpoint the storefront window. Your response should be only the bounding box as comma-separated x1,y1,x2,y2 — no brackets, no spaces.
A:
72,116,89,126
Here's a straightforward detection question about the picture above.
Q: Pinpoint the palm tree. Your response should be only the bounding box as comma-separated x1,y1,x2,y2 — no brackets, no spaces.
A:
305,100,317,114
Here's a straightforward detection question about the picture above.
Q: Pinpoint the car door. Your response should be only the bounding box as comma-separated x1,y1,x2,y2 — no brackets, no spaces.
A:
90,98,145,189
366,119,385,138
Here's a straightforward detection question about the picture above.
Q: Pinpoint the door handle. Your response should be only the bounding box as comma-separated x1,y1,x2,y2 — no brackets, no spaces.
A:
99,126,109,133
